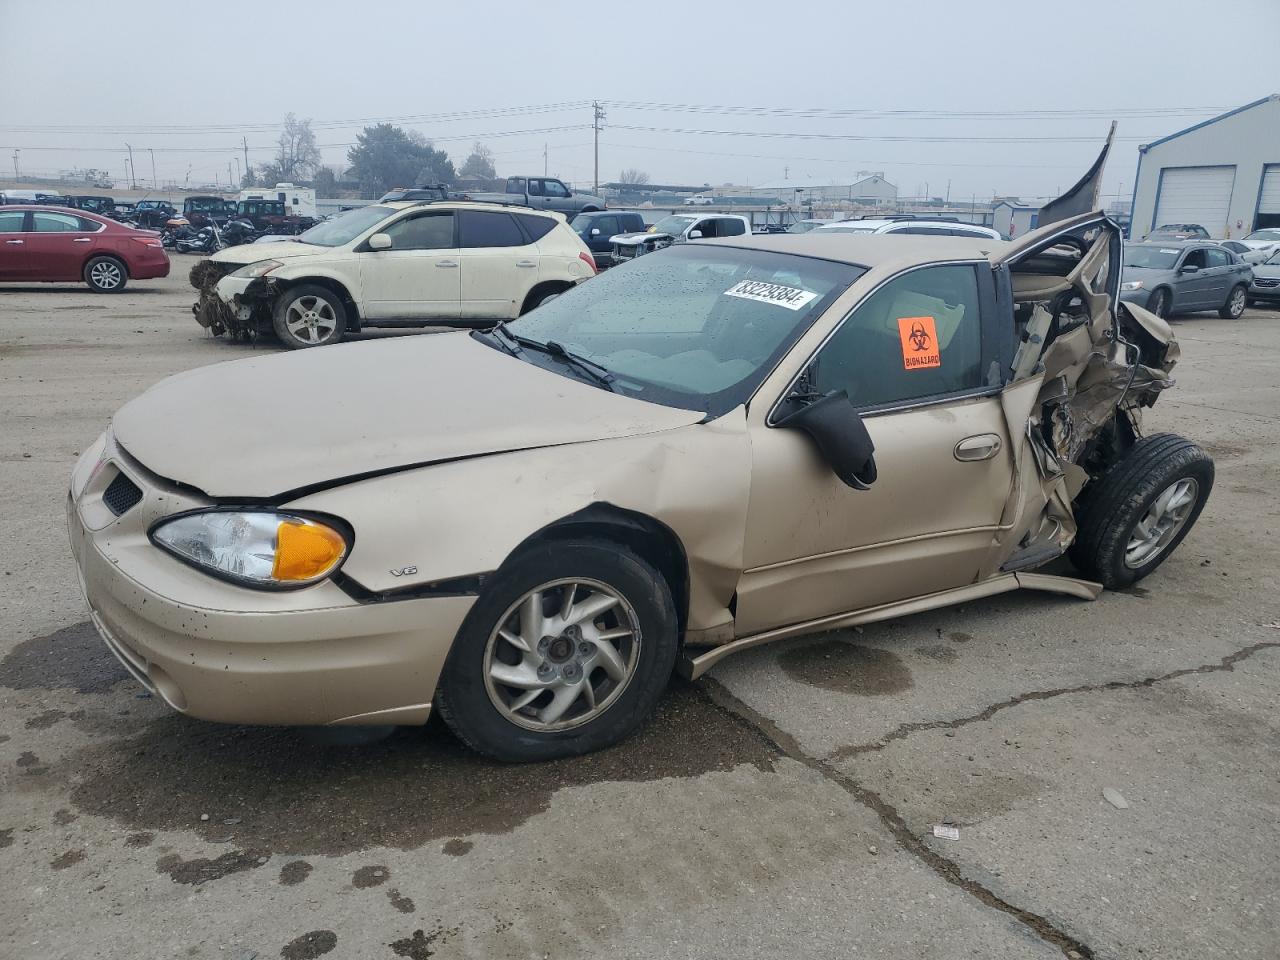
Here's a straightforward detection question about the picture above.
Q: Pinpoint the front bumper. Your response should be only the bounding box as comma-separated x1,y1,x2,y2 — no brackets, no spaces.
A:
1118,287,1154,309
1248,278,1280,301
67,434,475,727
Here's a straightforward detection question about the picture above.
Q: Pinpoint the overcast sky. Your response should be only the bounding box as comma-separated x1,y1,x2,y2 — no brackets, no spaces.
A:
2,0,1277,203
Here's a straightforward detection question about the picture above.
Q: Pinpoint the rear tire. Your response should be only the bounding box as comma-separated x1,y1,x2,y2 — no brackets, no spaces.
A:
435,538,678,762
272,284,347,349
1146,287,1169,319
520,286,567,315
1219,283,1247,319
84,256,128,293
1069,433,1214,589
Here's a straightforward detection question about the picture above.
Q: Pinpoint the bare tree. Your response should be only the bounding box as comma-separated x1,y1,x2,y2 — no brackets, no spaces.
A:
459,142,497,179
618,168,650,186
273,114,322,182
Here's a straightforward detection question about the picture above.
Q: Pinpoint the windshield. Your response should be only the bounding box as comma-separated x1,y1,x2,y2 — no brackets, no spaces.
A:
570,213,597,231
651,214,697,235
500,245,864,416
788,221,821,233
296,205,393,247
188,198,222,212
1124,246,1181,269
1266,249,1280,265
1245,229,1280,242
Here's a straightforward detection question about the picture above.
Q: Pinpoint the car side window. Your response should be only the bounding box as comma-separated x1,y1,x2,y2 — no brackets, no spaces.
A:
590,215,618,236
544,180,569,198
32,211,86,233
1181,249,1207,269
1204,247,1230,267
458,210,525,248
382,212,455,250
718,218,747,237
0,211,25,232
808,264,985,409
527,180,545,197
514,213,557,242
692,219,714,238
507,178,526,195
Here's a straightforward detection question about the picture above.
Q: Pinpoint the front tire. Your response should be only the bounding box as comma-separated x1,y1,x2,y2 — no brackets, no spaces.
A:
436,539,679,762
272,284,347,348
1069,434,1214,589
1146,287,1169,318
1219,283,1247,319
84,256,128,293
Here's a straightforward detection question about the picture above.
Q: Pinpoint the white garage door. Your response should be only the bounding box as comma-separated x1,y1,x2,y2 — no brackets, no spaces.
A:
1258,164,1280,214
1153,165,1235,236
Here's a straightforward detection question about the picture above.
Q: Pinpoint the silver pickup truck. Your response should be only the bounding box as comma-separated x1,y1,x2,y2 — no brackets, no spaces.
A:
463,176,607,216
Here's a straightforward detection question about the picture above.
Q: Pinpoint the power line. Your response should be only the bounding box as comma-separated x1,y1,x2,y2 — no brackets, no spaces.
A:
608,123,1154,144
602,100,1228,121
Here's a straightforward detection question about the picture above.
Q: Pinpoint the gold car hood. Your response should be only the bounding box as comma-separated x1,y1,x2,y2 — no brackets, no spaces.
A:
111,332,704,498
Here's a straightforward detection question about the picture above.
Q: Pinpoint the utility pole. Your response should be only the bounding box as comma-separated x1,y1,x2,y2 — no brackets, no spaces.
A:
228,163,234,189
543,143,548,177
592,101,605,194
126,143,136,189
233,156,241,186
149,149,157,189
242,136,250,185
11,149,19,180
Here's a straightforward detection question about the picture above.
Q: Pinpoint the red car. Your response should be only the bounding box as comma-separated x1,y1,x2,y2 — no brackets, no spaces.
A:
0,205,170,292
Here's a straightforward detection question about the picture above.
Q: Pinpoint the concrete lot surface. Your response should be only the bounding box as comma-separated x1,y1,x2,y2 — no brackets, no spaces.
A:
1,269,1278,959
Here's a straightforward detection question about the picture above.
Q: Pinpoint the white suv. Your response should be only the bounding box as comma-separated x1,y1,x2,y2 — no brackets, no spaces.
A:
200,201,596,348
816,217,1002,240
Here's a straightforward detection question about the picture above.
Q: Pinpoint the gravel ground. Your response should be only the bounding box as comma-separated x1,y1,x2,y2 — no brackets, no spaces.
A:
1,266,1278,960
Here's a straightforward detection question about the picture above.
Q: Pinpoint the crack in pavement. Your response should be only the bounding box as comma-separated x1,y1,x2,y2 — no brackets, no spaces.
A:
826,640,1280,763
698,678,1096,958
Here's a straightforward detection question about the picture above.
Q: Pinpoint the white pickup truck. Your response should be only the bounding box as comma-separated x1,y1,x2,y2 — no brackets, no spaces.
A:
610,212,751,263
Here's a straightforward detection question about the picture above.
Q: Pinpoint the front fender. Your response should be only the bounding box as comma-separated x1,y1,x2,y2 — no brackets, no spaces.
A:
289,411,752,638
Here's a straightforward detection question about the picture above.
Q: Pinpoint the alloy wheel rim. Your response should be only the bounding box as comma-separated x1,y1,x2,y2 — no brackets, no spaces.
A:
92,261,121,288
1125,477,1199,568
482,577,641,732
1230,287,1245,315
284,296,337,343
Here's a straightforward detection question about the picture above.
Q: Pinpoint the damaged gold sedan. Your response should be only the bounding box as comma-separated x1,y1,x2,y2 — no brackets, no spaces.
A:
68,208,1212,761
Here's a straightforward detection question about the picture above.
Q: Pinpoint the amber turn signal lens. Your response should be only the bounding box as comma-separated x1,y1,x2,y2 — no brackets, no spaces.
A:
272,519,347,582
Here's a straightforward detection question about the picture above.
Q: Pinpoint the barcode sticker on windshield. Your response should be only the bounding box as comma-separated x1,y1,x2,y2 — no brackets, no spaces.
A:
724,280,818,311
1159,249,1180,254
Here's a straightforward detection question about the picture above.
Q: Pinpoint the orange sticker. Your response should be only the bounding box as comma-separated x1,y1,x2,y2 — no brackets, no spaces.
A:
897,316,941,370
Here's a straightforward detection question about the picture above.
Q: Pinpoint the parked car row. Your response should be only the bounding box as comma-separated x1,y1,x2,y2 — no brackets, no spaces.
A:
0,205,169,291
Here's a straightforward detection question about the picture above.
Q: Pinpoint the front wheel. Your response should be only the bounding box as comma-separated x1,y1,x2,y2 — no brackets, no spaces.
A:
1069,433,1214,589
272,285,347,348
1219,283,1247,319
84,256,128,293
1146,287,1169,318
435,539,679,762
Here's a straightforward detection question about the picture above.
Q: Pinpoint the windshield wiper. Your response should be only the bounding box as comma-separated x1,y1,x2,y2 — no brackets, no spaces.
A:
516,336,617,392
475,320,524,357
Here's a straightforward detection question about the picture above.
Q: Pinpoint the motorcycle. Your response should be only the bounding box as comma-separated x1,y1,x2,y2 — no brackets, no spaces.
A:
159,216,191,249
219,217,259,248
174,222,223,255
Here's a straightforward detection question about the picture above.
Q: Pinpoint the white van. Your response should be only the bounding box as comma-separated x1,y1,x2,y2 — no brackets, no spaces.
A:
238,182,317,218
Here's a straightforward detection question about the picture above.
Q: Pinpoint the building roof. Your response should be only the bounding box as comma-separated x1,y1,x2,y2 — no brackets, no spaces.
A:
1140,94,1280,152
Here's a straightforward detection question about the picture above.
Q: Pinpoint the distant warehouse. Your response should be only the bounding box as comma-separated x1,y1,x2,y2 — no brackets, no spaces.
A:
1130,94,1280,239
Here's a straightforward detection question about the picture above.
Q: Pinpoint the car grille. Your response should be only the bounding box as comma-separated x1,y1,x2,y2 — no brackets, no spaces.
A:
1254,277,1278,288
103,471,143,516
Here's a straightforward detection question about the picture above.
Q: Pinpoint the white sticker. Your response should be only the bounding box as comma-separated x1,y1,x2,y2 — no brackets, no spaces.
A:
1159,248,1180,254
932,824,960,841
723,279,818,311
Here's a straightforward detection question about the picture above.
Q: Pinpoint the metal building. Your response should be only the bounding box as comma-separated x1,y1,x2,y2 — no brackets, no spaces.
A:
1130,94,1280,239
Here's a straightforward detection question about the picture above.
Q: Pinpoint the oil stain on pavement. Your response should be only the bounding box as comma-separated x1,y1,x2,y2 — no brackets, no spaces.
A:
63,682,777,857
778,638,913,695
0,621,128,694
280,929,337,959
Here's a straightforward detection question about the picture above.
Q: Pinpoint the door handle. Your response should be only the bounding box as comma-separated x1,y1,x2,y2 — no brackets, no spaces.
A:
73,237,93,243
954,434,1002,462
4,239,22,244
516,260,537,268
435,260,458,268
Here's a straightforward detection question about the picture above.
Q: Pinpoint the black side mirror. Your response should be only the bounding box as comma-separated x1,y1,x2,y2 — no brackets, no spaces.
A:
1179,263,1200,274
775,390,877,490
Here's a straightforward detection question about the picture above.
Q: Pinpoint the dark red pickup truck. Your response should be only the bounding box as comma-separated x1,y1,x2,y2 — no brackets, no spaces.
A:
235,198,315,234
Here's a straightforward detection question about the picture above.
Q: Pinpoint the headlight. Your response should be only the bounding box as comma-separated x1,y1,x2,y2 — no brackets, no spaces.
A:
151,511,348,588
229,259,282,279
1121,280,1144,291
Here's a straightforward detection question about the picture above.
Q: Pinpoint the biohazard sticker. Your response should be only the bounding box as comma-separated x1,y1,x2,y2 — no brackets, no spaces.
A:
897,316,941,369
723,280,818,311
